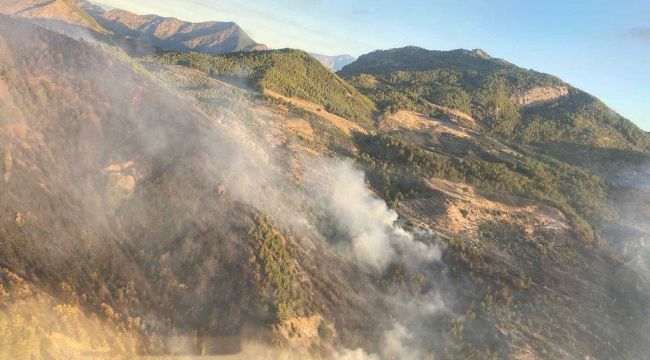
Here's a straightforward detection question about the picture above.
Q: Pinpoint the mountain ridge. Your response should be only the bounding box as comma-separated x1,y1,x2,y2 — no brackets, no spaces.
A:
150,49,377,127
77,1,267,54
340,46,650,151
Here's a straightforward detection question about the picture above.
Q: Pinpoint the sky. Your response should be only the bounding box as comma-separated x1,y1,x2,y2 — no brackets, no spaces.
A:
96,0,650,129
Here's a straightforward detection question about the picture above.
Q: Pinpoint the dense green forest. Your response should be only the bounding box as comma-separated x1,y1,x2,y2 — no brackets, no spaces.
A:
149,49,377,127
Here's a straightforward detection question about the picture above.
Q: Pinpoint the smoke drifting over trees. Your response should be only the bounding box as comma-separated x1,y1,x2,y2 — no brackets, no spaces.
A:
2,6,650,359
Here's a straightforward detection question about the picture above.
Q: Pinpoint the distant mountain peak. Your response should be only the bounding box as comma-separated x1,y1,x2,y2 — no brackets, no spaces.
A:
308,53,356,72
77,1,267,54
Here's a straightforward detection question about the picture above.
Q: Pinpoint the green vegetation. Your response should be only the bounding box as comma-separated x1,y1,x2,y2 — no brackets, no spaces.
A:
355,133,613,244
248,214,305,321
519,89,650,148
149,49,377,127
342,47,650,150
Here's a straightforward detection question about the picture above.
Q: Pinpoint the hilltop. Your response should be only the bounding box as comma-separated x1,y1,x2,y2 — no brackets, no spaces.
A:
340,46,650,151
151,49,377,127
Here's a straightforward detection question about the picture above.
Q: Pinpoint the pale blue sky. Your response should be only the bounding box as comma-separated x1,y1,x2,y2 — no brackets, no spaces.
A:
97,0,650,129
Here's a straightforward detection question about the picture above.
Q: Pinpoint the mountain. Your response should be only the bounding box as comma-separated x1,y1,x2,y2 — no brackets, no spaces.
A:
2,13,650,360
0,15,380,358
309,53,356,72
0,0,104,31
340,46,650,151
0,0,158,57
152,49,376,127
77,1,267,54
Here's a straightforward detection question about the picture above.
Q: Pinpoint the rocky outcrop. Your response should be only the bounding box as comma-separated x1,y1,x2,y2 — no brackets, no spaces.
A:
516,86,569,108
103,161,136,210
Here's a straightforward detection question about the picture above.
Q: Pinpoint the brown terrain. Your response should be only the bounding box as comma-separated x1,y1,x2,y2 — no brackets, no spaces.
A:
77,1,267,54
0,16,383,358
0,0,104,31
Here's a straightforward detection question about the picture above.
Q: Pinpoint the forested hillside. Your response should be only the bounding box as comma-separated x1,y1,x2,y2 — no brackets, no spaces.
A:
340,46,650,150
151,50,377,127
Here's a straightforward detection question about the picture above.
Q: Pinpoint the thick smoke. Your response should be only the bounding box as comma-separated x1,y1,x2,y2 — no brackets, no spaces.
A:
310,159,441,272
308,159,451,359
381,324,420,360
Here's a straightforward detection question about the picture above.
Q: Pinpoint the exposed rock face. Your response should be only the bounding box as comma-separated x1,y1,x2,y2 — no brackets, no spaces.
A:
78,3,267,54
516,86,569,107
471,48,492,59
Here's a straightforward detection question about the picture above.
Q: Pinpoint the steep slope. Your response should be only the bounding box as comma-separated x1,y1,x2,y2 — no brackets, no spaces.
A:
309,53,356,72
0,0,104,32
340,46,650,150
0,16,384,357
78,1,267,54
151,49,377,127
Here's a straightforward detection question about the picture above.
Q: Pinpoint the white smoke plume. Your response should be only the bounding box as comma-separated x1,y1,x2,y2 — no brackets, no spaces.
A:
381,324,420,360
306,159,451,359
309,159,441,272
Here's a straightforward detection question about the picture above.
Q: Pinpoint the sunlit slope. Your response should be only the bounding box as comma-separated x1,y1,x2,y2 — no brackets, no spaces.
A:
154,41,650,359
